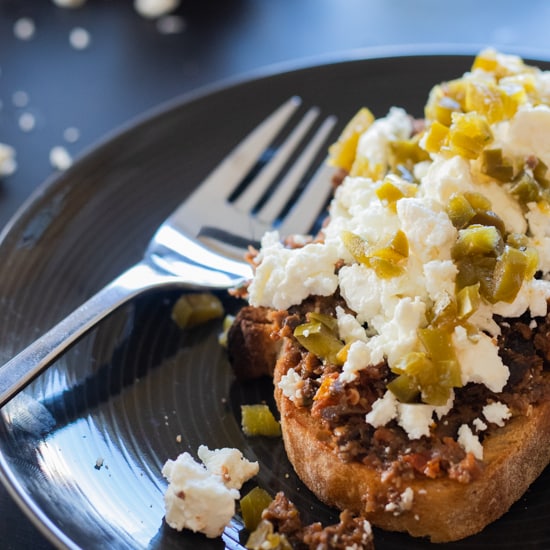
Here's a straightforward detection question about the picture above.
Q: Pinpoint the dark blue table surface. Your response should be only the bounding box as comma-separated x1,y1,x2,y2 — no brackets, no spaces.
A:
0,0,549,547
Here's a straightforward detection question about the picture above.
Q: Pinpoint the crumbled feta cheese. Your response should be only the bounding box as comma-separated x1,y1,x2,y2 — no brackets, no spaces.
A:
368,297,427,369
422,260,457,303
397,197,457,263
526,201,550,273
478,180,526,234
336,305,368,343
162,447,258,538
420,155,475,203
12,90,29,107
69,27,91,50
63,126,80,143
453,325,509,392
13,18,35,41
385,486,414,514
134,0,181,18
49,146,72,171
325,177,401,254
501,105,550,167
397,403,434,440
341,340,373,383
18,112,35,132
248,232,339,310
467,301,501,337
457,424,483,460
356,107,412,171
0,144,16,176
197,445,259,490
162,452,239,538
365,390,398,427
482,402,511,427
473,417,488,432
248,52,550,447
366,390,452,440
278,367,304,403
156,14,187,34
492,278,550,319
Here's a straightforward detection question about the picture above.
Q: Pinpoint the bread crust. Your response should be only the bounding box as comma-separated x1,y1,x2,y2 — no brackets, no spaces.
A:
274,350,550,542
227,306,282,380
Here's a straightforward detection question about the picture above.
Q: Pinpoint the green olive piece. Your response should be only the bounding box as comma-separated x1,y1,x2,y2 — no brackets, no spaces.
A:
307,311,339,333
448,112,493,159
294,320,344,365
490,245,530,303
342,230,408,279
447,193,477,228
241,404,281,437
418,327,462,405
511,170,542,204
456,283,481,320
452,224,503,259
240,487,273,532
480,148,514,182
455,255,497,298
171,292,224,328
387,373,420,403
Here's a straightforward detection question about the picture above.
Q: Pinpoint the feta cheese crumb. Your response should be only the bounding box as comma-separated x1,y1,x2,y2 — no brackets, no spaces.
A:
134,0,181,18
248,232,339,310
473,417,488,432
49,146,72,171
278,367,304,403
12,90,29,108
453,325,509,392
13,18,35,41
457,424,483,460
197,445,259,490
385,486,414,515
366,390,398,427
69,27,91,50
336,305,368,343
341,340,372,383
162,447,258,538
397,403,434,440
18,112,35,132
501,104,550,167
63,127,80,143
356,107,412,171
156,15,187,34
0,144,17,176
482,401,511,427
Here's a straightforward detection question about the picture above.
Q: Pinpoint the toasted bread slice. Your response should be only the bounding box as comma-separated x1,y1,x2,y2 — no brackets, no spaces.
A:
273,347,550,543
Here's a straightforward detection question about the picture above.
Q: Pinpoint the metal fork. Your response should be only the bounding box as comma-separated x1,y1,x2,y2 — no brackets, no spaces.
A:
0,97,338,407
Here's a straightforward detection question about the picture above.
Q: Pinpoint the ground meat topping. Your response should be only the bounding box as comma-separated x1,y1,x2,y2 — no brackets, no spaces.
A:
275,297,550,484
246,492,375,550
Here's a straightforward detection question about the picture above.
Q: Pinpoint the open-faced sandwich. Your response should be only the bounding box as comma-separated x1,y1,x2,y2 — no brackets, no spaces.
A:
228,49,550,542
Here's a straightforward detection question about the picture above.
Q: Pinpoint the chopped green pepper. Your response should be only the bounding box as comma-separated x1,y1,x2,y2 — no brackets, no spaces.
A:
171,292,224,329
294,318,344,365
241,405,281,437
240,487,273,531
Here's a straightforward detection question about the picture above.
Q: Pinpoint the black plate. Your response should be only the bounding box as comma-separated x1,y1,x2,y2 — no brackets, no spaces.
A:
0,50,549,550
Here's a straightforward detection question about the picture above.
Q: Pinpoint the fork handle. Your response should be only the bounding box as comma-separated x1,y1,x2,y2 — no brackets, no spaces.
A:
0,262,177,408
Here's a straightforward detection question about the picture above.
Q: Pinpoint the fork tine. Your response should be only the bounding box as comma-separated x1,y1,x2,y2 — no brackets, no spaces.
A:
182,96,302,208
233,106,321,213
278,137,338,236
257,113,337,225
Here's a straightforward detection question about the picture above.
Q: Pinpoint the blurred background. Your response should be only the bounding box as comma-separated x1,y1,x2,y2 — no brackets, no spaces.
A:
0,0,549,547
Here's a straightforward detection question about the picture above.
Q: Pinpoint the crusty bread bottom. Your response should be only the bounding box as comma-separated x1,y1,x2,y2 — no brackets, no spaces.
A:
274,353,550,542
